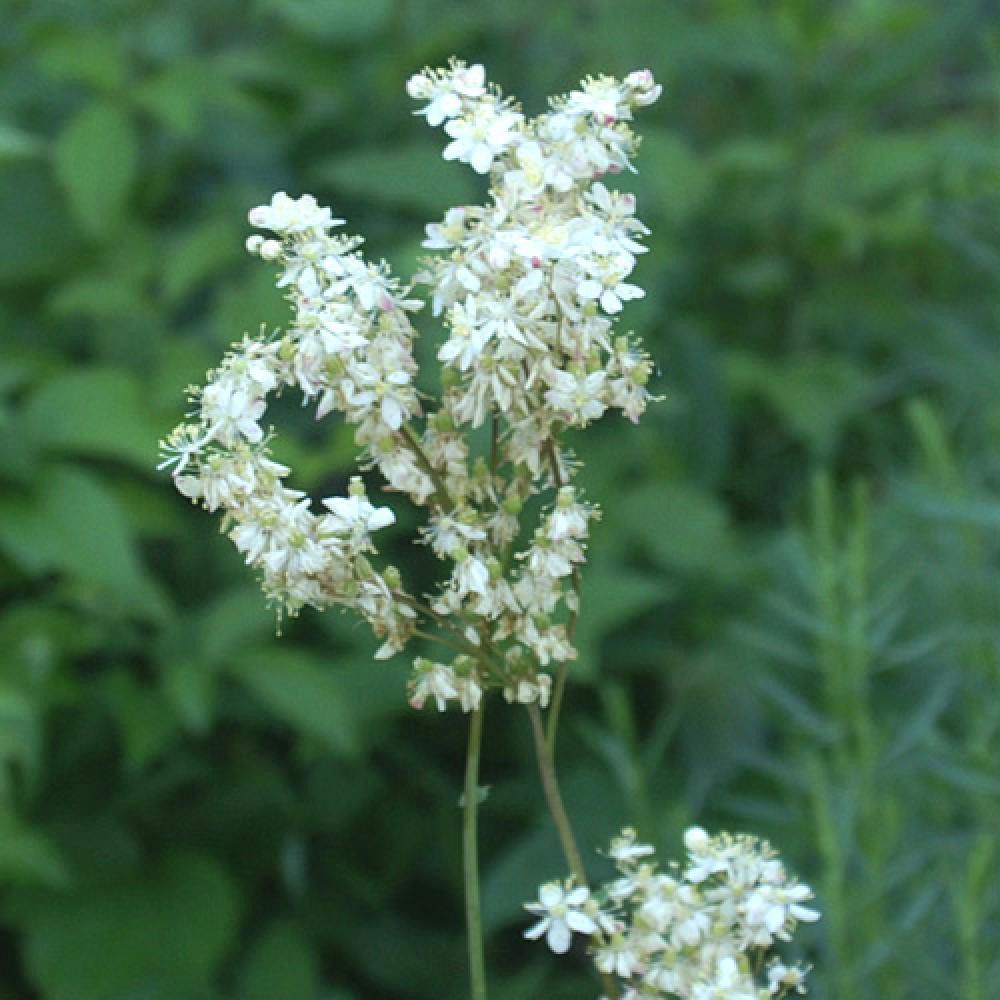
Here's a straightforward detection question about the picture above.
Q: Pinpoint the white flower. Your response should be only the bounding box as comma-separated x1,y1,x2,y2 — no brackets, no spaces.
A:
423,206,469,249
321,492,395,537
524,881,598,954
408,62,486,126
200,380,266,444
609,828,656,865
768,961,811,996
544,369,607,424
576,256,644,314
624,68,663,107
503,674,552,707
745,884,821,938
248,191,343,234
595,935,643,980
564,74,634,124
408,659,460,711
454,673,484,712
453,551,490,597
443,105,523,174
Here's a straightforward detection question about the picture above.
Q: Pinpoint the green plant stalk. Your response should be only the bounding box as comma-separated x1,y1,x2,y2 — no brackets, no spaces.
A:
545,660,570,754
527,704,620,1000
464,705,487,1000
543,437,581,754
398,424,453,510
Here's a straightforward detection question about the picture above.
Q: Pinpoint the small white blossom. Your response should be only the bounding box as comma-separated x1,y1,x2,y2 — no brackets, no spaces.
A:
408,659,460,711
443,104,523,174
524,881,599,954
248,191,343,235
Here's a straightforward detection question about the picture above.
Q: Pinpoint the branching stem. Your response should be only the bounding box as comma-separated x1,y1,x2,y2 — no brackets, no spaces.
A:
398,424,453,511
527,703,620,1000
543,438,583,752
464,705,487,1000
527,703,586,881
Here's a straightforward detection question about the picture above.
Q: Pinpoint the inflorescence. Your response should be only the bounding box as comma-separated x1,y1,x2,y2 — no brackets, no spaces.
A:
160,61,660,708
160,61,820,998
524,827,819,999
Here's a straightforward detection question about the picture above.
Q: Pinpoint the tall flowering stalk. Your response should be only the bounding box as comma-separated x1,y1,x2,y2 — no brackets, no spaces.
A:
160,62,817,999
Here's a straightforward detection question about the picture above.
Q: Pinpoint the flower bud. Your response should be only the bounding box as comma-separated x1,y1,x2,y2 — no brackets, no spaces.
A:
684,826,710,853
260,239,283,260
503,493,523,516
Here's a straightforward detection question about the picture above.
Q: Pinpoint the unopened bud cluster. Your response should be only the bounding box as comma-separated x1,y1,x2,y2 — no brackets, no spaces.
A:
524,828,819,999
160,60,660,703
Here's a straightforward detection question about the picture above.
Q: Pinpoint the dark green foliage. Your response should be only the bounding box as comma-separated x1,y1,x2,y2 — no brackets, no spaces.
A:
1,1,999,997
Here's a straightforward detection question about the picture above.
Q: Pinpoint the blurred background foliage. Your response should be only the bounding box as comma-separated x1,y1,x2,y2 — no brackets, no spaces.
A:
1,0,999,997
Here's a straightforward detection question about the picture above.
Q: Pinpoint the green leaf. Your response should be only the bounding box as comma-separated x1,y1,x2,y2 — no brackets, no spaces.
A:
264,0,392,42
638,129,710,226
133,62,220,138
231,647,360,757
161,660,217,735
20,368,161,470
239,921,319,1000
311,142,480,214
0,123,44,161
0,464,165,618
0,686,43,791
103,669,179,771
726,352,872,456
15,853,240,1000
0,167,84,283
35,31,129,91
198,587,275,666
619,482,742,578
0,603,100,685
162,216,244,304
575,560,674,677
0,813,70,889
53,102,138,237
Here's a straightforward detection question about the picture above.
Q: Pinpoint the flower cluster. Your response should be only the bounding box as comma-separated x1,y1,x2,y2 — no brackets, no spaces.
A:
160,61,659,707
524,827,820,999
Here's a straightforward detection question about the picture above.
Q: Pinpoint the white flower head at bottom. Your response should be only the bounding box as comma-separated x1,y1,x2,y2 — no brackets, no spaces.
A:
524,879,599,954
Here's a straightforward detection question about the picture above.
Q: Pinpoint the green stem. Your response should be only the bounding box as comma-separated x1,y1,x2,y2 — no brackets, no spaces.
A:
490,410,500,478
393,591,473,643
527,703,586,881
412,628,479,659
545,661,570,754
464,705,487,1000
527,704,620,1000
543,437,582,753
398,425,453,511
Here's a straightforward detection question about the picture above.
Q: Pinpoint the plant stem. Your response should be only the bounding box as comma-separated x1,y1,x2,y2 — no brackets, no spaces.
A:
490,410,500,478
527,703,586,881
393,591,473,642
527,703,620,1000
464,705,487,1000
397,424,453,510
545,661,570,754
543,436,581,753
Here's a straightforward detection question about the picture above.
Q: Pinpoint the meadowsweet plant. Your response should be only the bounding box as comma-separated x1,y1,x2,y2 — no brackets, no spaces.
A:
525,827,819,999
160,60,818,999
